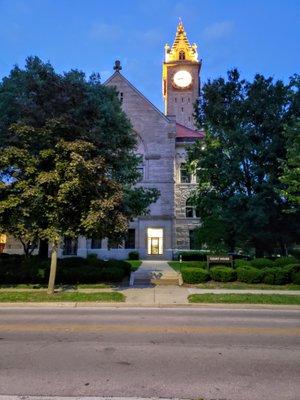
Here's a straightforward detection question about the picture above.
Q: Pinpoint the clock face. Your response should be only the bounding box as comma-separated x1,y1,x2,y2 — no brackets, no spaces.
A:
173,70,192,88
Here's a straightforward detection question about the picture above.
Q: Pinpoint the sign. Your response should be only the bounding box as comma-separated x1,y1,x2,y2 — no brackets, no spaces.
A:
207,255,233,269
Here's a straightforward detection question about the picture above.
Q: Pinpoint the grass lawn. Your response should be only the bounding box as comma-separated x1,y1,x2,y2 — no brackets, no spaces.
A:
197,282,300,290
0,283,113,289
0,291,125,302
188,293,300,305
169,261,204,272
127,260,142,271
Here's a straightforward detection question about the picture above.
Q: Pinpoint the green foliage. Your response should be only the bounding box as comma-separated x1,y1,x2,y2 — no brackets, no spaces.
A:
251,258,274,269
210,266,237,282
292,272,300,284
280,119,300,205
273,257,297,268
262,267,291,285
234,259,251,268
189,70,300,256
174,250,208,261
0,254,130,284
283,264,300,284
128,251,139,260
0,56,159,279
181,268,210,284
236,267,263,283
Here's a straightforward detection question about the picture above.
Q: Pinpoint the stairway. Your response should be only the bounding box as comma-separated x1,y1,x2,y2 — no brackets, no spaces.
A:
130,260,181,287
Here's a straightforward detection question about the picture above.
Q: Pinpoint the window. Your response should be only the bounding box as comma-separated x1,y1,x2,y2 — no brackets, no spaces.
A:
175,97,177,103
125,229,135,249
179,50,185,60
120,92,123,104
181,107,184,112
63,237,78,255
91,238,102,249
180,164,191,183
182,97,184,103
185,198,200,218
189,230,198,250
137,166,144,181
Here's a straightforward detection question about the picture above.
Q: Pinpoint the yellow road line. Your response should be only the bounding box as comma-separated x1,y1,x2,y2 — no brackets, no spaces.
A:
0,323,299,336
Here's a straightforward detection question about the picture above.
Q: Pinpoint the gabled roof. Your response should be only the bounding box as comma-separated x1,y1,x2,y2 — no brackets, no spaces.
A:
176,122,204,139
104,71,170,123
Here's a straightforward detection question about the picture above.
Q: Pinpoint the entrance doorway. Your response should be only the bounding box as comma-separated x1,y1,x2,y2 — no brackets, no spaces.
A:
147,228,163,255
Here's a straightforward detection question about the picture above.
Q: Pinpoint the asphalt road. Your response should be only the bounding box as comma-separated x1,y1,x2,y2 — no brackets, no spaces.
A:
0,307,299,400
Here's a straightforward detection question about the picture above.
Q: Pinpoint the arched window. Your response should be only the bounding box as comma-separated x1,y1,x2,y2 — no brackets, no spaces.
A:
179,50,185,60
185,198,200,218
180,163,191,183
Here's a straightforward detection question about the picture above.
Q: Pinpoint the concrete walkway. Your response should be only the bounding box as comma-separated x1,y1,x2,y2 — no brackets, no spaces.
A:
131,260,180,286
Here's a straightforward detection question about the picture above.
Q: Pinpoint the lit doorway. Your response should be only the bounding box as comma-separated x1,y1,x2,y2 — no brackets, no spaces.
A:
147,228,163,255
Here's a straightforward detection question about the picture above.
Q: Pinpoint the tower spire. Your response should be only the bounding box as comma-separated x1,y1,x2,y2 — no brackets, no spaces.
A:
164,21,198,63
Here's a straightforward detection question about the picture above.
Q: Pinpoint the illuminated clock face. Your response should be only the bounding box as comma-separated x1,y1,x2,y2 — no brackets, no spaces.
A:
173,70,192,88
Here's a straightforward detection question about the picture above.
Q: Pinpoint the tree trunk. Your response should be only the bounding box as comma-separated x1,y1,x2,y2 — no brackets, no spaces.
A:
47,241,58,295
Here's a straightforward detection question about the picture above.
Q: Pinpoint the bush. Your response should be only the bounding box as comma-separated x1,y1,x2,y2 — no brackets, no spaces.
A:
58,257,87,268
104,260,131,275
262,267,291,285
86,253,101,266
236,267,263,283
102,267,124,282
283,264,300,284
128,251,139,260
234,259,251,269
175,250,208,261
273,257,297,268
181,268,210,284
210,266,236,282
251,258,274,269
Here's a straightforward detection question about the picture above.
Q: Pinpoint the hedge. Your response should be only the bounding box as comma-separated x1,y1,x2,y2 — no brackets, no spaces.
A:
262,267,291,285
251,258,274,269
0,254,131,284
128,251,139,260
236,267,263,284
234,259,251,269
175,250,208,261
273,257,297,268
210,266,237,282
181,268,210,284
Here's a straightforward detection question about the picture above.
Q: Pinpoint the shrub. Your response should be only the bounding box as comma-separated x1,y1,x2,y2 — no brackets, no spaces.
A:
102,267,124,282
262,267,291,285
58,257,87,268
283,264,300,284
210,266,236,282
175,250,208,261
236,267,263,283
273,257,297,268
86,253,101,266
234,259,251,269
128,251,139,260
251,258,274,269
181,268,210,284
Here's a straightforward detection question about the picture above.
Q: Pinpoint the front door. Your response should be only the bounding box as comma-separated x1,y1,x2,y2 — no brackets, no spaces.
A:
150,237,160,255
147,228,163,256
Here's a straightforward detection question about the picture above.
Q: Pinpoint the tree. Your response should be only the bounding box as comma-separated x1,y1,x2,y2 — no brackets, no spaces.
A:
280,119,300,205
0,57,159,293
188,70,300,256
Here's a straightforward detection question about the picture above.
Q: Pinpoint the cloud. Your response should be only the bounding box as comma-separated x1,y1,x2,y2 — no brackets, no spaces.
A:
89,23,122,41
202,21,234,41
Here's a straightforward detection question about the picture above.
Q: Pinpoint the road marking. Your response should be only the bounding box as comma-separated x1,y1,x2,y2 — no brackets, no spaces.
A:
0,323,299,336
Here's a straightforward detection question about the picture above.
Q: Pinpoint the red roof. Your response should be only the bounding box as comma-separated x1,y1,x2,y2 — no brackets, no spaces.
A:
176,123,205,139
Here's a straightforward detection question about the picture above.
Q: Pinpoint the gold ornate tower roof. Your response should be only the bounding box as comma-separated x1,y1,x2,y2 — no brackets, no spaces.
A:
165,20,198,63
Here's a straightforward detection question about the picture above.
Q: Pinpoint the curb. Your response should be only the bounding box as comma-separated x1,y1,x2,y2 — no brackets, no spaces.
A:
0,302,299,310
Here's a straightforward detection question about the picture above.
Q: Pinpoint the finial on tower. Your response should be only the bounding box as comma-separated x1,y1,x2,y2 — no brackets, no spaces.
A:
113,60,122,72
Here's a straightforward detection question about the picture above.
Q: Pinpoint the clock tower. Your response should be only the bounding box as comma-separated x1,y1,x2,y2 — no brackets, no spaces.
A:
162,21,201,129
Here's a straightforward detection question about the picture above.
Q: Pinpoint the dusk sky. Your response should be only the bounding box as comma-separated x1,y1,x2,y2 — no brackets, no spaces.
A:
0,0,299,110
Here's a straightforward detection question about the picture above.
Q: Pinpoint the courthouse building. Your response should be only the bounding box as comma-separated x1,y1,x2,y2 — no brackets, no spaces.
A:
3,22,204,260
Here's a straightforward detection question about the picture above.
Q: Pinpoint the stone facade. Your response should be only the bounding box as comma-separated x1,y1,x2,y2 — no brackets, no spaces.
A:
2,22,204,260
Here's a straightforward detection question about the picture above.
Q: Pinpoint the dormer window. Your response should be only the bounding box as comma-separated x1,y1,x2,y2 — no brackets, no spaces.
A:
179,50,185,60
